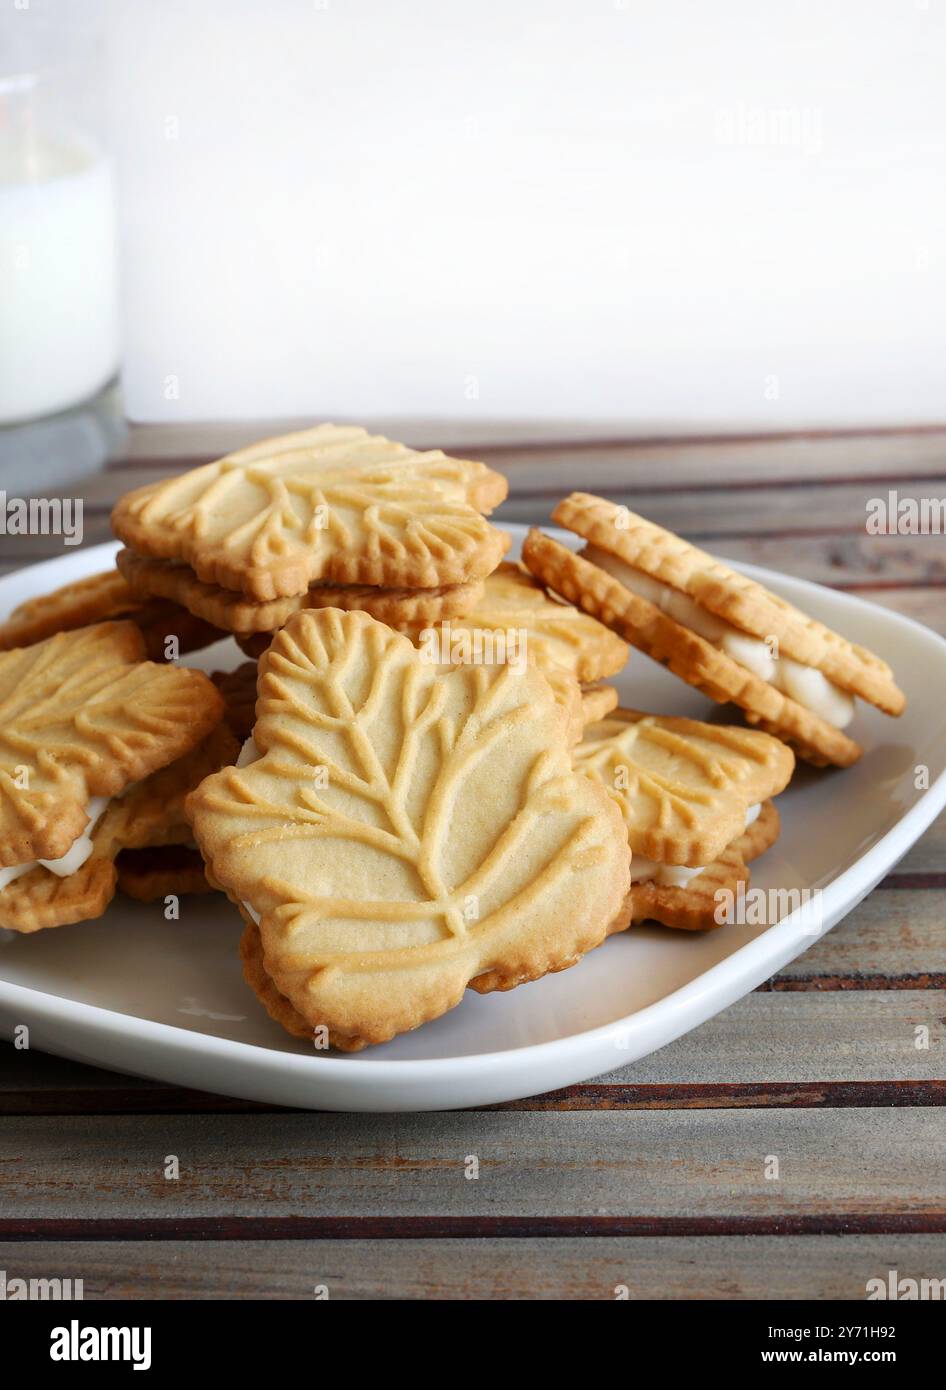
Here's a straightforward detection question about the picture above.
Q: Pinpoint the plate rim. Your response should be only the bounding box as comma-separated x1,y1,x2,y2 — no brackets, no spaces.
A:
1,534,945,1103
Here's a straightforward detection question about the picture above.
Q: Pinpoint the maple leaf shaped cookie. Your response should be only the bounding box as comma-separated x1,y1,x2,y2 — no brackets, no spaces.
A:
575,709,794,867
187,608,630,1050
0,569,224,659
112,424,510,601
0,720,238,933
400,562,629,683
398,563,626,746
0,621,224,867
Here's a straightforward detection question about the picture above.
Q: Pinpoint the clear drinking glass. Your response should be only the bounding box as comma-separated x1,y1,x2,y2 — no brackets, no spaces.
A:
0,21,119,424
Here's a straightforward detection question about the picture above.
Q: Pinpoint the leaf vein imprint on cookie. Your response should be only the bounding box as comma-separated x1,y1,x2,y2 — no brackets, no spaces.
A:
187,608,629,1042
113,425,510,597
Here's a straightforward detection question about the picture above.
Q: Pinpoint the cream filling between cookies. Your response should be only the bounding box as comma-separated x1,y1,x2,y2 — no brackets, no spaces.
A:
582,545,855,729
0,796,111,893
630,801,761,887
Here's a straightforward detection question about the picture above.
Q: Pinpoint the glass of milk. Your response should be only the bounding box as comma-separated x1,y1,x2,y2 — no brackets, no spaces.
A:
0,69,119,424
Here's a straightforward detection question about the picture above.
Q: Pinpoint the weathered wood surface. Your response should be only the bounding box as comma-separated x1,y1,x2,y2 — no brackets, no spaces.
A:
1,418,944,1299
2,1108,945,1225
770,888,946,983
1,1234,943,1300
120,421,946,483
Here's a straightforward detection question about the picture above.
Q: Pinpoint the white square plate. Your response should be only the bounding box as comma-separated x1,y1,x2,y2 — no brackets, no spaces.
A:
1,532,944,1111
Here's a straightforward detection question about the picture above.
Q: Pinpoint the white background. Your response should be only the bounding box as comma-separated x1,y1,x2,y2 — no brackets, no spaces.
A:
20,0,946,426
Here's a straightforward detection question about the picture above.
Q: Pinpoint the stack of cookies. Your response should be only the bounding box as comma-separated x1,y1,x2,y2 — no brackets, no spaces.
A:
112,424,512,654
576,711,794,933
0,568,225,660
0,429,908,1055
0,622,229,931
397,561,630,743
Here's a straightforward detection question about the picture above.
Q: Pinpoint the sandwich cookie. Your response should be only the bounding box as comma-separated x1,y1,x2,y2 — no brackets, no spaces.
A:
399,562,629,683
212,661,261,743
112,423,511,600
234,565,625,745
116,844,214,902
400,561,627,740
114,674,255,904
0,622,226,932
117,548,487,640
523,496,905,766
575,709,793,932
0,569,225,660
187,608,630,1050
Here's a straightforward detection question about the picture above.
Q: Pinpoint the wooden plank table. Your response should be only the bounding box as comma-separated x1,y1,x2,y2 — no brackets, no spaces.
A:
1,410,944,1300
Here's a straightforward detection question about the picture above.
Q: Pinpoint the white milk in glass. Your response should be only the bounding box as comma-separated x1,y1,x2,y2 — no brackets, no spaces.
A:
0,103,119,423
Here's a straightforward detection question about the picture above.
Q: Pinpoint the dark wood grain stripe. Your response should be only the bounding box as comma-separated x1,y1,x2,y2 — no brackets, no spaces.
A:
829,578,946,592
880,873,946,890
1,1213,945,1241
765,973,946,991
489,1081,946,1111
2,1079,943,1118
0,1087,281,1117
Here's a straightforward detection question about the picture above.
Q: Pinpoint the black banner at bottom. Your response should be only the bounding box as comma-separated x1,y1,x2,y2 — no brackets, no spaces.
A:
0,1296,940,1372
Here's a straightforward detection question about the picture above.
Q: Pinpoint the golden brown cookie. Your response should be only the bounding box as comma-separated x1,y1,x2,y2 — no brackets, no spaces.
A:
188,607,630,1050
397,564,627,748
1,731,237,931
0,656,232,933
112,424,510,599
116,844,212,902
117,548,488,637
539,666,586,747
579,684,619,726
0,569,225,660
528,672,617,746
240,916,313,1042
104,721,240,853
399,562,628,683
110,721,241,907
133,603,228,663
240,633,605,756
0,570,145,650
0,622,224,868
576,708,793,866
236,632,270,661
0,858,118,935
0,723,238,930
609,799,781,933
551,494,904,715
211,662,259,744
523,529,862,768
